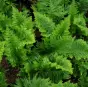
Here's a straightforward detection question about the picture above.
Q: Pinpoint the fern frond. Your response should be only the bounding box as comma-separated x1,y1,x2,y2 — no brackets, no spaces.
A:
0,72,7,87
14,76,53,87
4,8,35,66
0,0,13,16
14,75,77,87
73,14,88,36
42,16,71,52
55,81,77,87
69,0,79,21
78,65,88,87
34,12,55,37
44,33,88,60
0,42,5,62
78,0,88,13
50,53,73,74
0,13,10,30
35,0,68,23
52,16,71,38
40,14,88,60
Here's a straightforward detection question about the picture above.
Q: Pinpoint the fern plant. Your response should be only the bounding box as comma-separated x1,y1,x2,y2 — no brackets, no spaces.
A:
34,0,70,23
4,7,35,67
14,76,77,87
0,71,7,87
0,0,88,87
33,0,88,86
0,7,35,67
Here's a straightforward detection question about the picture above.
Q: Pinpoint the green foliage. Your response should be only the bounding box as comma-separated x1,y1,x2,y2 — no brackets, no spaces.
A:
0,42,5,61
34,0,69,23
0,7,35,67
56,81,77,87
4,8,35,66
34,12,55,37
0,71,7,87
33,1,88,86
73,14,88,36
78,70,88,87
36,15,88,60
0,0,14,17
14,76,77,87
78,0,88,13
69,0,79,19
0,0,88,87
14,76,53,87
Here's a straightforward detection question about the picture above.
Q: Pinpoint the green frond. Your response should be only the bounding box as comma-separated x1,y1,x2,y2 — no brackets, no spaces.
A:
0,0,13,16
70,39,88,59
41,14,88,60
41,55,72,73
55,81,77,87
34,12,55,37
0,42,5,62
73,14,88,36
5,28,27,66
0,72,7,87
11,7,35,45
0,13,10,41
20,51,72,83
0,13,10,30
43,16,71,51
36,69,70,83
74,14,86,26
52,37,88,60
50,53,73,74
69,0,79,21
35,0,68,23
81,61,88,70
14,75,77,87
4,8,35,66
14,76,53,87
53,16,71,38
78,0,88,13
78,65,88,87
44,35,88,60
